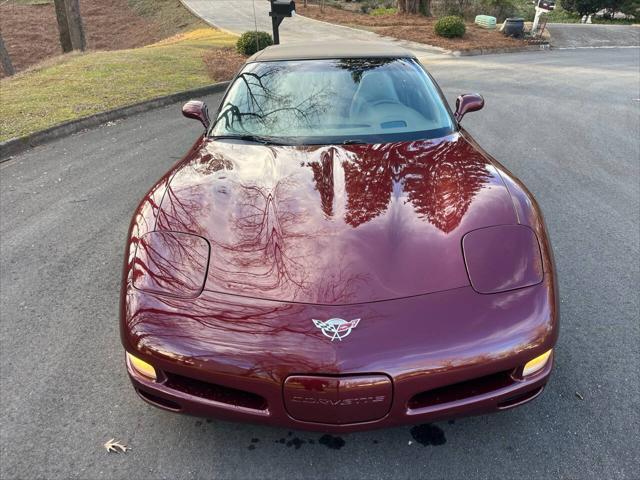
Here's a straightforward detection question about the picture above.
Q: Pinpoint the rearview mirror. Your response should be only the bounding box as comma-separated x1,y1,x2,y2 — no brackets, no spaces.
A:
182,100,210,129
454,94,484,124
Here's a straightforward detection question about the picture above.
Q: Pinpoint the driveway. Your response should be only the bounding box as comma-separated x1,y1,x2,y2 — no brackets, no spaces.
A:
547,24,640,48
1,48,639,479
181,0,376,41
179,0,443,54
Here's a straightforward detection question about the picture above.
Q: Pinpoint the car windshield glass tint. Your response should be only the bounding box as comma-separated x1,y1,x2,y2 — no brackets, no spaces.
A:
210,58,455,144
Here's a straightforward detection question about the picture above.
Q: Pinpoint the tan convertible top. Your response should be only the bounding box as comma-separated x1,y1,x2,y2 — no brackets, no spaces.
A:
246,40,416,63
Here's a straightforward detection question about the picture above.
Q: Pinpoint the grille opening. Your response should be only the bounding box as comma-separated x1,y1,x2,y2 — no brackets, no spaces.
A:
408,370,514,410
164,372,268,411
497,386,543,409
137,388,182,411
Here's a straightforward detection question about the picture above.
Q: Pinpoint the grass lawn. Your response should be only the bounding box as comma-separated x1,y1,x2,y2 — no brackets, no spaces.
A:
0,28,238,142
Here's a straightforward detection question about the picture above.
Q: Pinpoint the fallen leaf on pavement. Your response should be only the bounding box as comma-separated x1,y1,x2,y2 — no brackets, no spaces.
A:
104,438,129,453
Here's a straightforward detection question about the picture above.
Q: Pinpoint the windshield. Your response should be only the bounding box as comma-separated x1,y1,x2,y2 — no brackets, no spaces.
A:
210,58,455,144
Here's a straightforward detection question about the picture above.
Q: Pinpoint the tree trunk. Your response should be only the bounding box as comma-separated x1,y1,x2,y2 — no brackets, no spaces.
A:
53,0,73,53
66,0,86,52
421,0,432,16
398,0,430,14
398,0,418,13
0,33,15,76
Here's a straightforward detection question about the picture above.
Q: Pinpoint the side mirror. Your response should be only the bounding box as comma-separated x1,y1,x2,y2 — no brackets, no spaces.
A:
182,100,210,129
454,93,484,123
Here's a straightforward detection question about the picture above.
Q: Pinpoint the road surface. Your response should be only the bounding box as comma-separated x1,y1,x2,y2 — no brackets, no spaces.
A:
1,48,639,479
546,24,639,48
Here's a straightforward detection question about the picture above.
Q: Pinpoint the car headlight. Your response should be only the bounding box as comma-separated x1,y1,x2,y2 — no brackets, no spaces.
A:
132,231,210,298
126,352,157,380
462,225,543,294
522,349,552,377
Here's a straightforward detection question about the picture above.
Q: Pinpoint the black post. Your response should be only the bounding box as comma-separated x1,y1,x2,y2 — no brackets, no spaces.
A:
271,15,283,45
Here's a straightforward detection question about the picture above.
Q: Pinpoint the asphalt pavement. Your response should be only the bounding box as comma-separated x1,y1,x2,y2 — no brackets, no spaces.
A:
1,47,639,479
546,24,640,48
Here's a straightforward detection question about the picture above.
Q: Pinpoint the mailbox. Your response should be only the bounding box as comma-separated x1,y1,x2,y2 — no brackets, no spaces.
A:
536,0,555,11
270,1,295,17
269,0,296,44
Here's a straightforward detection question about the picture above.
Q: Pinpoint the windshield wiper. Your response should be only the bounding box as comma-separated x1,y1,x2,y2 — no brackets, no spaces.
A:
210,134,291,146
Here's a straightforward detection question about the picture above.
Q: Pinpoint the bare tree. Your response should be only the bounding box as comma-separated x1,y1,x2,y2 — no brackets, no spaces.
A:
53,0,86,52
397,0,431,15
66,0,86,51
0,32,15,76
53,0,73,53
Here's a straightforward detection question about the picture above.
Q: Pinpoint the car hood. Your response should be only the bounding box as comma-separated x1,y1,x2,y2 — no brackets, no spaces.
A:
155,133,517,305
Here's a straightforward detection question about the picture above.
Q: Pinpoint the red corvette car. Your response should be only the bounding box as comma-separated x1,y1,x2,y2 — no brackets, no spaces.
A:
121,41,558,432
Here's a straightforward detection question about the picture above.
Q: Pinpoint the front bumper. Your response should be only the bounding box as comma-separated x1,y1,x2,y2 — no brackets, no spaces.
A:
127,351,552,433
122,280,558,433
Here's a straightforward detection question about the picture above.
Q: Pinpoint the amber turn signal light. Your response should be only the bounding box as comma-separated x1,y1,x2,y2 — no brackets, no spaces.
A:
522,349,552,377
126,352,157,381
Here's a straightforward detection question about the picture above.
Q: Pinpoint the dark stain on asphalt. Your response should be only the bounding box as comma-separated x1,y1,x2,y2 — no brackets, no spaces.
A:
319,434,346,450
410,424,446,446
275,437,307,449
195,420,202,427
448,419,456,425
272,435,343,450
276,432,304,450
287,437,306,449
373,439,379,444
248,444,256,450
287,431,293,437
251,438,259,443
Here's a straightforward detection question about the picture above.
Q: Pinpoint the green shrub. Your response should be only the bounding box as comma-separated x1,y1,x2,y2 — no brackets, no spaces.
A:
360,0,395,14
371,7,398,15
545,6,583,22
480,0,519,21
236,31,273,56
434,15,466,37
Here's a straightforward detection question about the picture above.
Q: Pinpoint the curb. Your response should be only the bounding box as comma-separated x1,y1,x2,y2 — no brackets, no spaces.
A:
451,43,551,56
0,81,230,161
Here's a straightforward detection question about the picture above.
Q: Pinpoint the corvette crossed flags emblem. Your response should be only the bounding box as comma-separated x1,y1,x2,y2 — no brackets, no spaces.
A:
312,318,361,341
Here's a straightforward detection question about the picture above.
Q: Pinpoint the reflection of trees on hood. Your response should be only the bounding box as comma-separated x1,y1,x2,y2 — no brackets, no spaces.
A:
206,174,369,305
307,148,336,218
313,139,492,232
342,143,397,228
156,149,233,236
403,140,492,234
